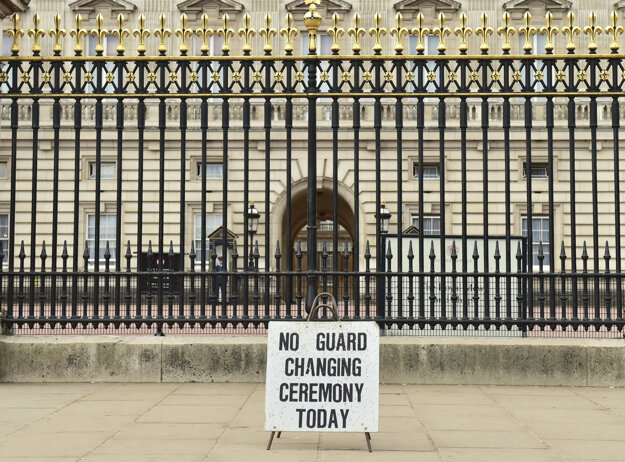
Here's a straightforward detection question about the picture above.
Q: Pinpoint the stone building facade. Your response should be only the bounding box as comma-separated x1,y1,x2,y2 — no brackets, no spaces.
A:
0,0,624,273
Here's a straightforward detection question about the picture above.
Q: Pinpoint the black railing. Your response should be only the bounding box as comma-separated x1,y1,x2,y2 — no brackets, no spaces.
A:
1,9,625,336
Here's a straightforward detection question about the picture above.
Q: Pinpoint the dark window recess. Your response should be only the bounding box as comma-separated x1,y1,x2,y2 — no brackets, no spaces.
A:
523,162,549,179
413,163,440,179
139,251,182,294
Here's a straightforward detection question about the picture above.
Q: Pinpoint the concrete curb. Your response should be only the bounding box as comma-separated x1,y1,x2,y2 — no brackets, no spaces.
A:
1,336,624,386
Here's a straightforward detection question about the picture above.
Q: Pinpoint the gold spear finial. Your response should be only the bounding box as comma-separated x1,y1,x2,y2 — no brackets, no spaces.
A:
369,13,387,53
606,11,624,51
562,11,580,52
154,14,172,53
411,12,429,53
519,11,537,52
348,13,366,53
475,12,494,52
7,14,25,54
390,12,408,53
217,13,235,53
90,13,108,54
175,13,193,53
433,12,451,53
70,14,87,53
584,11,602,51
327,13,345,53
540,11,558,52
260,14,277,53
280,12,299,53
238,13,255,54
133,14,150,54
196,13,214,54
455,12,472,53
112,13,130,54
497,11,515,53
28,14,46,54
304,0,322,53
49,13,66,54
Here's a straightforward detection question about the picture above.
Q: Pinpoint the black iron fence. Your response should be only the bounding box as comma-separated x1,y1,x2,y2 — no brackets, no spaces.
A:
1,6,625,336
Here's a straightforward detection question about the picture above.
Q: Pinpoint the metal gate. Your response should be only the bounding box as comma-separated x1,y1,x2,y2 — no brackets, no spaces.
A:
1,3,624,336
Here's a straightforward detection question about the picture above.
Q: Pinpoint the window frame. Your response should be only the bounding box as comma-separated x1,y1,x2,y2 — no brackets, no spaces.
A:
411,214,441,236
521,215,551,271
86,213,117,268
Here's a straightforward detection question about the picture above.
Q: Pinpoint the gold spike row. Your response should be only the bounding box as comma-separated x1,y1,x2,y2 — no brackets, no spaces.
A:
238,13,255,54
562,11,581,52
70,14,88,54
154,14,172,53
7,13,25,54
133,14,150,54
369,12,387,53
606,10,624,51
540,11,558,52
90,13,108,54
518,11,537,52
584,11,602,52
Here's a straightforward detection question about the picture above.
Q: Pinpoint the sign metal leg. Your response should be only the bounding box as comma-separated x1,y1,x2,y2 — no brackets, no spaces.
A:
266,431,276,450
365,432,372,452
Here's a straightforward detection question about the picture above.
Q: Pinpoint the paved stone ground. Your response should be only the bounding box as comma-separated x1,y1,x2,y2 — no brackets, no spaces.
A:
0,383,624,461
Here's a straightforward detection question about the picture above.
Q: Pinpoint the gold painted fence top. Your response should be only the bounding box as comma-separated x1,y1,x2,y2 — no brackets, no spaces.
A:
4,1,625,57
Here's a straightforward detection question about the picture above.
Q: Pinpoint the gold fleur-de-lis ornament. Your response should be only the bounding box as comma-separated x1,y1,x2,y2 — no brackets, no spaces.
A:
196,13,214,54
562,11,581,52
476,13,494,52
7,14,25,54
91,13,108,54
238,13,255,54
606,11,624,51
540,11,558,52
584,12,602,52
327,13,345,53
154,14,172,53
390,12,408,53
28,14,46,54
411,12,430,54
304,0,322,53
49,13,66,54
369,12,387,53
175,13,193,54
433,12,451,53
348,13,366,53
133,14,150,54
70,14,88,54
217,13,235,54
280,13,299,53
112,13,130,54
519,11,537,52
455,12,472,53
260,14,277,53
497,11,515,53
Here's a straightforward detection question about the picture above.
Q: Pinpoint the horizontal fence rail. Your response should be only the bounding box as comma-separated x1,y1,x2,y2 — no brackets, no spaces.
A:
1,6,624,337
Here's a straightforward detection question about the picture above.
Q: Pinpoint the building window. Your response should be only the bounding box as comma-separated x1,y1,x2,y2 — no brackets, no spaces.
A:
196,162,223,179
522,215,550,270
412,215,441,236
413,163,440,179
0,161,7,179
194,213,222,264
0,214,7,259
86,214,116,266
89,162,116,179
523,162,548,179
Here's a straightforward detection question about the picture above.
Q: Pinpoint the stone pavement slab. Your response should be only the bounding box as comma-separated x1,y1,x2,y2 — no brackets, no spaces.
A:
0,383,624,461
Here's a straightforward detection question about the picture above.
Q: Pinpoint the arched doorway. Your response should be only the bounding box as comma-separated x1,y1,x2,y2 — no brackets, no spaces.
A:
280,184,356,295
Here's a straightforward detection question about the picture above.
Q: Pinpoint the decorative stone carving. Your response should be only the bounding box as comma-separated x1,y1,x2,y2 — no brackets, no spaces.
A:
68,0,136,20
503,0,572,20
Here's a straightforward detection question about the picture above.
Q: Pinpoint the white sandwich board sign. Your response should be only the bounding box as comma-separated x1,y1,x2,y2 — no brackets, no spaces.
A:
265,321,379,435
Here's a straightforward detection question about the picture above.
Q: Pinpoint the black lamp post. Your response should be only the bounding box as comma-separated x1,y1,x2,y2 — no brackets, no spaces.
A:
376,200,391,317
247,200,260,269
